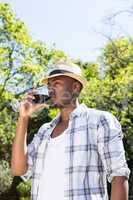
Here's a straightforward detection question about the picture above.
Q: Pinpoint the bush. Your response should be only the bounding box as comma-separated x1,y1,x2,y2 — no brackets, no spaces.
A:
0,160,13,194
17,180,31,200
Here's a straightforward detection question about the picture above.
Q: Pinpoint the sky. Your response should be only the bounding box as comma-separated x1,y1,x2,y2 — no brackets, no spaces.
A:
1,0,133,62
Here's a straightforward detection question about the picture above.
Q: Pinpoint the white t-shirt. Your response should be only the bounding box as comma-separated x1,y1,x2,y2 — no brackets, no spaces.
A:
37,132,65,200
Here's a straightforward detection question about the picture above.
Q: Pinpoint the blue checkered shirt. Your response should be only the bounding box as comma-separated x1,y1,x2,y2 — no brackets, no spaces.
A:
23,104,130,200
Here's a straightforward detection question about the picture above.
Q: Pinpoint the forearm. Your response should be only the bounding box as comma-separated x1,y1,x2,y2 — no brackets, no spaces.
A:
11,116,29,176
111,176,129,200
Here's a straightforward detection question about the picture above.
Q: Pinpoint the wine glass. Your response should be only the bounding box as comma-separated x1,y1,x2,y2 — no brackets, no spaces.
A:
9,85,50,113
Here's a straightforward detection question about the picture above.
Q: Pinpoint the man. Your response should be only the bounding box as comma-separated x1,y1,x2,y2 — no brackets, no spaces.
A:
11,62,130,200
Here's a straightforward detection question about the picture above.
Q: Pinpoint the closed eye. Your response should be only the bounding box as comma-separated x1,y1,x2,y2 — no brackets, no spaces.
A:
49,80,63,88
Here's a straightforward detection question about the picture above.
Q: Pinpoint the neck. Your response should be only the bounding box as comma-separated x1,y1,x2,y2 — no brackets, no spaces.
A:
60,100,79,122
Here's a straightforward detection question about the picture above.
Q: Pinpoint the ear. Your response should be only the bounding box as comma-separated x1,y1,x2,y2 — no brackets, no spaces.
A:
72,81,81,94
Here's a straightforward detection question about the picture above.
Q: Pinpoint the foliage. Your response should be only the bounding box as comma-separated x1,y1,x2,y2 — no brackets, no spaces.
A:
0,108,16,160
0,2,69,199
17,181,31,200
0,160,13,194
101,37,133,78
0,2,69,100
81,37,133,160
0,3,31,46
76,61,99,80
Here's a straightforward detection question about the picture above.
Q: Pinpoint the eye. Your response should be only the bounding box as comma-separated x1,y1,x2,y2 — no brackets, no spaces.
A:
48,80,61,88
47,82,51,89
53,80,61,86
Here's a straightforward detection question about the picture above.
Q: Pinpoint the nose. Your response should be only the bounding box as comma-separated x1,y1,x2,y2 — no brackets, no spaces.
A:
47,81,55,96
48,88,55,97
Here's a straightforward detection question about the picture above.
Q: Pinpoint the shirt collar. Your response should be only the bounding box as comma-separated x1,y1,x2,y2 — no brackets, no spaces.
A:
69,103,87,118
47,113,61,129
47,103,87,129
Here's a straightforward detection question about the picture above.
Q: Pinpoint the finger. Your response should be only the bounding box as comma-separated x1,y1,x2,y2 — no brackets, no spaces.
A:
22,94,35,104
27,94,35,100
27,89,37,95
20,98,35,107
34,103,49,110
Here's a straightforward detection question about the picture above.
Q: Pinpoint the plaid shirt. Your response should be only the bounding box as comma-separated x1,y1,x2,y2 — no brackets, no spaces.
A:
23,104,130,200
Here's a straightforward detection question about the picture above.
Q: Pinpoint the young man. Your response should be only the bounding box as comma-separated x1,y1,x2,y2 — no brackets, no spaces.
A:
11,62,130,200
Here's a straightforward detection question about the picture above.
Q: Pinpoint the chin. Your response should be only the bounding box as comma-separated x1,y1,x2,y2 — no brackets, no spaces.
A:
49,100,59,108
50,98,71,109
50,103,58,108
50,102,64,109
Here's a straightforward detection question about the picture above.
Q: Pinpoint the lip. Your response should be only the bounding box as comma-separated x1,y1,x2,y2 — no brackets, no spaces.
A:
49,90,56,98
49,94,56,100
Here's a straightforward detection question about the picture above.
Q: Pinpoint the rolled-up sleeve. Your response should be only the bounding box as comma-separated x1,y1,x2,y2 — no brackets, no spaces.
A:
21,126,45,181
97,112,130,183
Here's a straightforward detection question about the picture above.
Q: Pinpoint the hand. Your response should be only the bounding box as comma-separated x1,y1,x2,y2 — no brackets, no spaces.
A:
19,92,49,118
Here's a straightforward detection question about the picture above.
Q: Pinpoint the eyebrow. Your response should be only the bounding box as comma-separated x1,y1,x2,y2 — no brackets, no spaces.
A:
48,77,62,85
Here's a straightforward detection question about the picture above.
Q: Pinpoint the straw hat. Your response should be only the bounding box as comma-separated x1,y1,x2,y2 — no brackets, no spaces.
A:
42,62,87,88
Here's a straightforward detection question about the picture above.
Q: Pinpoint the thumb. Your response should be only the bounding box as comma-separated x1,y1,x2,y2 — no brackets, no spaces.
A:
33,103,49,111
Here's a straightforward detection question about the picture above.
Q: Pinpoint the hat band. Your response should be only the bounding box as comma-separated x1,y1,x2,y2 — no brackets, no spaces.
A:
49,69,73,76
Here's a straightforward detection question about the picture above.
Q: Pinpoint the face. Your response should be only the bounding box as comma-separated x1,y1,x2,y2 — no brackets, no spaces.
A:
47,76,79,108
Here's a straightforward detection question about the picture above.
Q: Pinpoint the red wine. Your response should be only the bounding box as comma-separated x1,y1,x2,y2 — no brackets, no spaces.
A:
33,94,50,104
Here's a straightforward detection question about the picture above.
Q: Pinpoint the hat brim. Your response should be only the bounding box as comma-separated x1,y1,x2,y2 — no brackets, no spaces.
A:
41,73,87,88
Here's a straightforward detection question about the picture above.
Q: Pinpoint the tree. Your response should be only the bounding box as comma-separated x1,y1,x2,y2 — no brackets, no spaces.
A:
0,3,68,104
0,3,69,198
80,37,133,197
81,37,133,159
